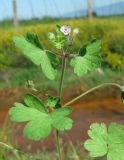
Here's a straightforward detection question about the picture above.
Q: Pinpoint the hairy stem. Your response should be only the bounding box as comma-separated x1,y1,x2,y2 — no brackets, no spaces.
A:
56,57,66,160
64,82,121,107
59,57,66,98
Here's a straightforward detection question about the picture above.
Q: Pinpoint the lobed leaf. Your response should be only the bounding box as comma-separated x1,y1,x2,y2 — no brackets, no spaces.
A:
23,116,52,140
70,40,101,76
107,123,124,160
84,123,108,157
13,36,56,80
26,31,44,50
9,97,73,140
51,107,73,131
46,51,60,68
9,103,46,122
84,122,124,160
24,93,47,113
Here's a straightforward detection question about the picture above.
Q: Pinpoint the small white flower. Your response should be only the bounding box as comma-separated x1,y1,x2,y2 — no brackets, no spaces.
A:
73,28,79,35
60,25,72,36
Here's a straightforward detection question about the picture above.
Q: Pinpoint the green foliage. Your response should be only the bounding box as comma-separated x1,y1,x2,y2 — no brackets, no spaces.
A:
26,31,44,50
24,93,47,113
45,95,61,109
84,123,108,157
106,53,124,69
46,51,60,68
13,36,57,80
121,86,124,103
108,34,124,55
50,107,73,131
48,25,66,49
84,123,124,160
9,94,73,140
70,40,101,76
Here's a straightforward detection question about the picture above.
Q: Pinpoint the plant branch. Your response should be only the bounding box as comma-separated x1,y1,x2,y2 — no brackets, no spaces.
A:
64,82,121,107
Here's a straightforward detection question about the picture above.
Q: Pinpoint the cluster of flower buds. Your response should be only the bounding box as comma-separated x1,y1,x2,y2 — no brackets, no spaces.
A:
60,25,79,36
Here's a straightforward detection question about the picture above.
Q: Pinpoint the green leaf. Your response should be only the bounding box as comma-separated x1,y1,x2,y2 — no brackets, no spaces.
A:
51,107,73,131
84,123,108,157
23,115,52,140
9,97,73,140
107,123,124,160
54,42,64,49
121,85,124,103
9,103,44,122
56,25,64,37
10,103,52,140
84,123,124,160
45,95,61,109
13,36,56,80
26,32,44,50
121,91,124,103
46,51,60,67
48,25,66,49
78,42,89,57
56,25,61,34
24,93,47,113
70,40,101,76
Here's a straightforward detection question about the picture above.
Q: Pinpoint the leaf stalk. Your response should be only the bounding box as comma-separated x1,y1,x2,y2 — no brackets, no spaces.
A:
64,83,121,107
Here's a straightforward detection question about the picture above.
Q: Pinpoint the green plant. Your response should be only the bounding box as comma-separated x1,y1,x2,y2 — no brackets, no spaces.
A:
1,25,124,160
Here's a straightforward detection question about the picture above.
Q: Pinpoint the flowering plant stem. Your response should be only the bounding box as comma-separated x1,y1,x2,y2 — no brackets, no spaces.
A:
56,56,66,160
64,83,121,107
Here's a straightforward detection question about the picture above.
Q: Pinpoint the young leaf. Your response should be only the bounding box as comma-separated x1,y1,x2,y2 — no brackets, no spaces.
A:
45,95,61,109
84,123,124,160
13,36,56,80
48,25,66,49
56,25,61,34
9,96,73,140
70,40,101,76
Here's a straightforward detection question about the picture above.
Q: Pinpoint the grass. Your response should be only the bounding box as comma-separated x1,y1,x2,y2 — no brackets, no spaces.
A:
0,67,124,92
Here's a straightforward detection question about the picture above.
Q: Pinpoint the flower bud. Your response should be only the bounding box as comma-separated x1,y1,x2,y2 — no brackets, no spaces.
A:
73,28,79,35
